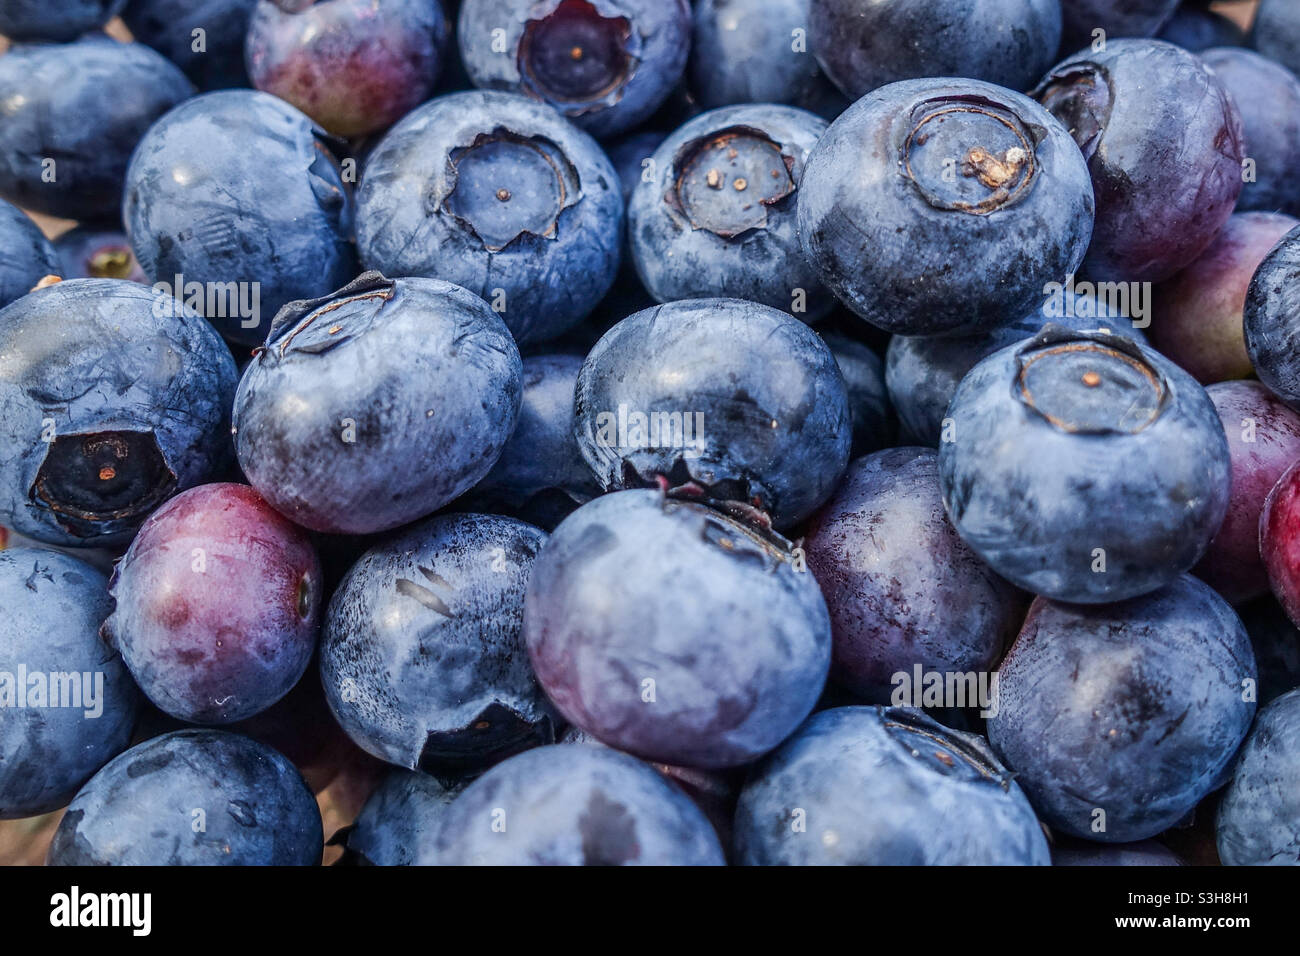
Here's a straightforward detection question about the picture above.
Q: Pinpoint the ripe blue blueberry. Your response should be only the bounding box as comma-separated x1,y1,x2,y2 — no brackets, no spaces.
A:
1244,225,1300,409
0,199,59,310
233,273,522,535
1252,0,1300,77
821,333,894,457
574,298,851,529
798,78,1095,336
988,575,1257,843
1216,687,1300,865
46,729,323,865
524,490,831,769
735,707,1051,865
0,0,126,42
0,36,194,221
341,769,464,866
356,90,623,347
1060,0,1180,50
456,0,692,139
433,744,726,865
121,0,259,90
939,326,1230,603
629,104,833,319
0,279,238,549
123,89,358,345
321,513,558,778
0,548,137,820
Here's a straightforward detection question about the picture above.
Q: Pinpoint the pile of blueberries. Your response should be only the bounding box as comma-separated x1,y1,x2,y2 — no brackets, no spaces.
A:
2,0,1300,867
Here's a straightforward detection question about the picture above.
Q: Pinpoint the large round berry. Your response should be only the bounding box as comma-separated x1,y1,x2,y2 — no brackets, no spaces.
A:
1216,687,1300,866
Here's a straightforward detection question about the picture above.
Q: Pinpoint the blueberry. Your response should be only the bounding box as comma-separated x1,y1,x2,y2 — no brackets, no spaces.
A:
804,448,1024,702
0,278,238,549
121,0,259,90
456,0,692,139
798,78,1094,336
629,104,833,320
0,0,126,42
1252,0,1300,77
0,548,137,819
355,90,623,347
468,354,602,529
1193,382,1300,605
604,129,667,206
1052,840,1183,866
46,729,323,865
573,299,851,529
341,769,463,866
1201,48,1300,217
233,273,521,535
1216,687,1300,865
734,706,1050,865
321,513,558,779
1150,211,1300,384
987,575,1257,843
1060,0,1180,51
810,0,1062,101
1033,39,1243,283
886,291,1148,447
690,0,846,118
433,743,726,865
939,326,1230,603
524,490,831,769
246,0,450,138
53,223,147,283
0,36,195,221
1158,8,1246,52
1244,224,1300,409
821,333,894,457
0,199,59,310
123,89,358,346
101,483,321,724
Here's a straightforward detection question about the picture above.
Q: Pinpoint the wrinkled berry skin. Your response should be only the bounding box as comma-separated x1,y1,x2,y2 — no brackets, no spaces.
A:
122,0,259,90
53,224,147,283
434,744,726,865
47,729,322,865
0,37,194,221
356,91,623,347
988,576,1257,843
1238,596,1300,707
1033,39,1243,283
1216,687,1300,866
1260,461,1300,630
246,0,449,138
939,327,1230,603
1253,0,1300,77
1052,840,1182,866
470,354,602,525
524,490,831,769
0,200,59,310
629,104,832,319
1194,383,1300,605
1244,226,1300,408
810,0,1061,101
123,90,358,346
822,333,894,457
322,514,557,778
101,483,321,725
887,293,1147,447
0,279,238,549
457,0,691,140
1201,49,1300,216
1060,0,1179,51
574,299,851,529
1151,212,1300,385
1158,9,1245,52
0,549,137,820
0,0,126,42
233,273,521,535
690,0,846,117
798,78,1094,336
735,707,1050,866
342,769,463,865
805,449,1024,702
